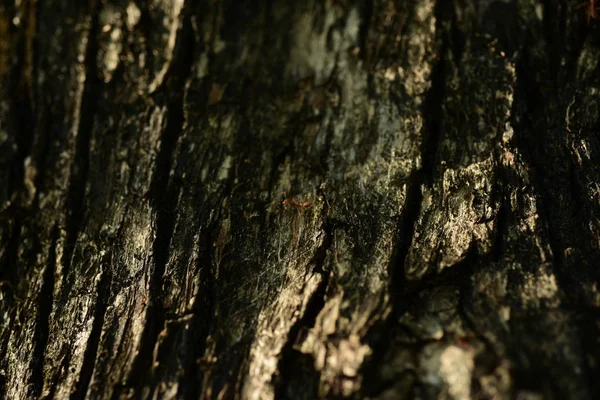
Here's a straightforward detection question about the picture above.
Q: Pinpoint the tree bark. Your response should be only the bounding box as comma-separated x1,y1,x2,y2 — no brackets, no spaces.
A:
2,0,600,399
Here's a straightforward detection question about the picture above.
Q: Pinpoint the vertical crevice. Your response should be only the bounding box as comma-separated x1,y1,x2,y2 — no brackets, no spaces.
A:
491,182,508,262
370,2,450,391
8,0,37,198
511,48,565,275
0,369,5,398
419,1,449,188
359,0,373,61
28,223,58,398
449,0,465,66
510,35,597,398
0,217,22,297
541,0,567,85
273,218,334,399
0,0,37,292
388,169,423,304
389,0,448,310
43,351,71,400
64,3,101,278
124,12,196,392
180,221,219,400
70,253,112,400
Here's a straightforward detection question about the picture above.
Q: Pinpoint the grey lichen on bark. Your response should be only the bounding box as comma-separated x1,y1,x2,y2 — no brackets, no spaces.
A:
1,0,600,399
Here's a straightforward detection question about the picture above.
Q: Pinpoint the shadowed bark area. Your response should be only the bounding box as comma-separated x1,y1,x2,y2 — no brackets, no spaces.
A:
2,0,600,399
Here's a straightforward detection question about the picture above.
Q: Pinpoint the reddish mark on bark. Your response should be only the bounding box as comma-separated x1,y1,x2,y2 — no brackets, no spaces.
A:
578,0,600,23
282,192,312,210
282,198,312,209
198,355,218,367
454,334,475,351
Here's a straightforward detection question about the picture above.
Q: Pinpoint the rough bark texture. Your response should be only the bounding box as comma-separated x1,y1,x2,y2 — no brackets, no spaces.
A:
2,0,600,399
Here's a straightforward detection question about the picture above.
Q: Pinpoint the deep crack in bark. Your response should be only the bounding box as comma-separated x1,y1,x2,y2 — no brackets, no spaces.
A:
72,253,112,400
125,12,197,394
390,0,448,311
64,4,101,281
29,224,58,398
273,209,334,399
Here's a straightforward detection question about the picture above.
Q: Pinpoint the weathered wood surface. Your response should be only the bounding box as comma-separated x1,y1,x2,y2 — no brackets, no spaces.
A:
1,0,600,399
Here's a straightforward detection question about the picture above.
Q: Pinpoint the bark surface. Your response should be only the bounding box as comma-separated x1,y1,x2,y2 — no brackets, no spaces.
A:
1,0,600,399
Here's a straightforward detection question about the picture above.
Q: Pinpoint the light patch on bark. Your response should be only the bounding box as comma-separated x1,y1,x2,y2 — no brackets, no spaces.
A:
50,280,104,399
518,264,560,309
297,290,379,398
288,2,359,84
402,0,436,98
407,157,498,279
99,5,123,83
244,203,326,400
439,345,475,400
126,2,141,30
149,0,186,93
245,273,323,400
419,343,475,400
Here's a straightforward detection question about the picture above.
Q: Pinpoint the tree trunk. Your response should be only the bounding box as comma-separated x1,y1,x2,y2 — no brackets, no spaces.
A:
1,0,600,399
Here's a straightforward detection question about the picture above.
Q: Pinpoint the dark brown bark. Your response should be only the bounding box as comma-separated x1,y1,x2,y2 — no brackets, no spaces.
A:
2,0,600,399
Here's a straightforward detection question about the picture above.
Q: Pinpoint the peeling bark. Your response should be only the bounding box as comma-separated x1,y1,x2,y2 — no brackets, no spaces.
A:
2,0,600,399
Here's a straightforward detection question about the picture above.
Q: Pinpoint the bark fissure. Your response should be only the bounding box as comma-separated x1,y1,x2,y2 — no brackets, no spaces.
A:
448,2,465,66
29,224,58,398
179,223,219,400
389,171,422,304
274,217,334,398
0,217,22,298
541,0,567,84
367,6,452,393
490,176,508,262
64,7,100,277
71,255,112,400
44,350,71,400
358,0,373,62
0,0,36,298
125,15,196,392
8,0,36,198
512,51,565,276
391,2,448,309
